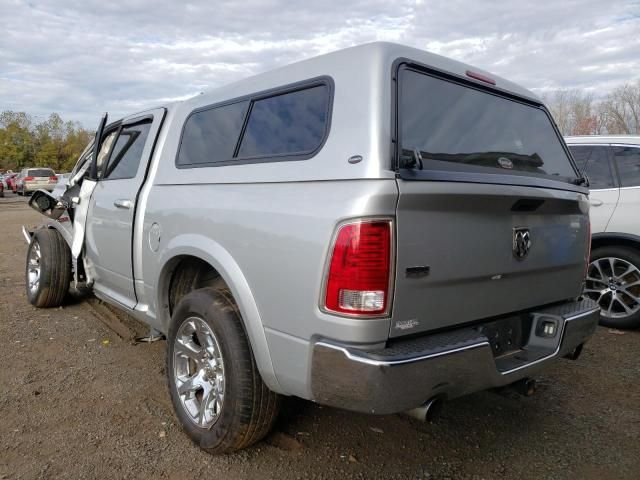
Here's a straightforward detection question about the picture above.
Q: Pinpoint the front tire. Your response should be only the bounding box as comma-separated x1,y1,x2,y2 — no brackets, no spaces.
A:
585,245,640,329
167,287,280,453
25,229,72,307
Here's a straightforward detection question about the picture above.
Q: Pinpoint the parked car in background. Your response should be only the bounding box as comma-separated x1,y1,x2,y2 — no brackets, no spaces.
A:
15,168,58,195
4,173,18,192
50,173,72,199
13,172,25,194
566,135,640,329
0,178,4,197
25,42,598,453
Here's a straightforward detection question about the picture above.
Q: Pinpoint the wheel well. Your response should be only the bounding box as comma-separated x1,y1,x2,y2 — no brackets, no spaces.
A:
166,256,224,316
591,235,640,254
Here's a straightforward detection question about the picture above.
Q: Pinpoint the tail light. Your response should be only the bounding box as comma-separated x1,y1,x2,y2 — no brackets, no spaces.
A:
24,176,34,181
50,175,58,181
323,219,393,316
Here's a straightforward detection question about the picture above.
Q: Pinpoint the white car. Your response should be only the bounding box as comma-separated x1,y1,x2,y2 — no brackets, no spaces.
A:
566,135,640,328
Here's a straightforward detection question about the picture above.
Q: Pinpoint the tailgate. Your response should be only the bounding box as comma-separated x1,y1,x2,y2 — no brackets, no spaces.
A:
390,180,589,338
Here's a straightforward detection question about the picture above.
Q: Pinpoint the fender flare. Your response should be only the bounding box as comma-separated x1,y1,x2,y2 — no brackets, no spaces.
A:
156,234,283,394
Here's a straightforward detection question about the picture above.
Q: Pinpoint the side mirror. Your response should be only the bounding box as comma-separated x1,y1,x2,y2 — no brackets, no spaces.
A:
28,189,68,220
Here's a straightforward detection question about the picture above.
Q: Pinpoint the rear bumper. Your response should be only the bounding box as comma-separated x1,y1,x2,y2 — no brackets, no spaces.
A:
310,298,599,414
24,183,55,192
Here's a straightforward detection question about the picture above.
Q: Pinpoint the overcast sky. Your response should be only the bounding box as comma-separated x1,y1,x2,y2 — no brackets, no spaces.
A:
1,0,639,127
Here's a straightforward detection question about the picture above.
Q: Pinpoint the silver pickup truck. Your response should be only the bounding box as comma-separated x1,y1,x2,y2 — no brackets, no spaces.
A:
24,42,599,453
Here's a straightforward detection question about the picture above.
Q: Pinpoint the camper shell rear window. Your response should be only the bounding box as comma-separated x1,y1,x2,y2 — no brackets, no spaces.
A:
395,62,580,188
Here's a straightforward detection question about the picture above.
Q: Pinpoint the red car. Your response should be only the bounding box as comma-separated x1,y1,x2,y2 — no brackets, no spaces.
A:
5,173,18,192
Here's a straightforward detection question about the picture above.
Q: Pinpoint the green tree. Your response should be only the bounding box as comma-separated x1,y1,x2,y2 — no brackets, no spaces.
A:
0,110,93,173
0,111,34,171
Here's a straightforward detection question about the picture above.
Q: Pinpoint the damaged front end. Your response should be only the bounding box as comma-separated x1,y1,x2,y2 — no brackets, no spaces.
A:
22,113,108,291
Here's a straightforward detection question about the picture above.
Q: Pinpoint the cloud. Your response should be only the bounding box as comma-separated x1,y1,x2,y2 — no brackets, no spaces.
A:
0,0,638,126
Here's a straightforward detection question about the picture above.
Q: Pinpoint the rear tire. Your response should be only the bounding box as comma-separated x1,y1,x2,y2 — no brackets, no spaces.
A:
586,246,640,329
167,286,280,453
25,229,72,307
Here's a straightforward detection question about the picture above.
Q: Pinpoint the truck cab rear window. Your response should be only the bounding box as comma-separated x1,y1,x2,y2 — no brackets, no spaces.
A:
398,68,577,181
177,82,331,167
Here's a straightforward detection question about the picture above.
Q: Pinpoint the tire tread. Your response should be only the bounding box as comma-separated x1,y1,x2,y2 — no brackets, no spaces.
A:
166,286,280,454
27,229,71,308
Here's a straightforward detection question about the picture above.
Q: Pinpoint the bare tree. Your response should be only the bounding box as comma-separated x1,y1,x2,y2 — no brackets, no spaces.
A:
600,81,640,134
543,90,571,135
542,89,599,136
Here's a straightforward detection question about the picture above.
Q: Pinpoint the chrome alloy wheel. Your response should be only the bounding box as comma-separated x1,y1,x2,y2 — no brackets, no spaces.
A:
585,257,640,319
27,240,41,295
173,317,225,429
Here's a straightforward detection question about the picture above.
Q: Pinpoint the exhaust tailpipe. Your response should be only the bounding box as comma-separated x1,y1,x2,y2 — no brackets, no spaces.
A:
512,377,537,397
564,343,584,361
405,397,443,422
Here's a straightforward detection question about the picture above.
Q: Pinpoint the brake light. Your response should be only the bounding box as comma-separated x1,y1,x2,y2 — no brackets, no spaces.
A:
465,70,496,85
324,220,393,316
24,176,34,181
50,176,58,181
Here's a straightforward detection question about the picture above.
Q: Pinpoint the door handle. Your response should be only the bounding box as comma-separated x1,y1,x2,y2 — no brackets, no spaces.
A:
114,199,133,209
590,199,603,207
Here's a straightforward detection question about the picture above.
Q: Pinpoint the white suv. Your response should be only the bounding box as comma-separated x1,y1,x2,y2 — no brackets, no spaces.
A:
566,136,640,329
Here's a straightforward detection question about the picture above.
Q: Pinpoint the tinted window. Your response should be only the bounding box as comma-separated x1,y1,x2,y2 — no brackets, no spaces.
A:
568,145,615,189
613,146,640,188
237,85,329,158
28,168,54,177
399,69,577,180
104,121,152,180
178,101,249,166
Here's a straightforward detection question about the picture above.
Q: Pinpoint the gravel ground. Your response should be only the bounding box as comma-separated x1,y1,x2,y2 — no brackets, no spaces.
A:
1,192,639,480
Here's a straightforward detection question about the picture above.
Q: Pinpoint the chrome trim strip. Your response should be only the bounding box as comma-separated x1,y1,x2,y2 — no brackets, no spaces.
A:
21,225,32,244
500,307,599,374
314,340,491,367
316,306,599,370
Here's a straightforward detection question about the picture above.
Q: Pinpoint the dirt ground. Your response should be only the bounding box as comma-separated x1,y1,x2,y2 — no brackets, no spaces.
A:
1,192,639,480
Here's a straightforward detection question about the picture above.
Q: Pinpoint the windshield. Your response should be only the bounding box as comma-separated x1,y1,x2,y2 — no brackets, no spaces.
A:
399,68,577,181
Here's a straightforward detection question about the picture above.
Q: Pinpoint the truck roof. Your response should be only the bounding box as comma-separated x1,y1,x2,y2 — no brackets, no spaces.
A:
171,42,539,114
116,42,541,126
